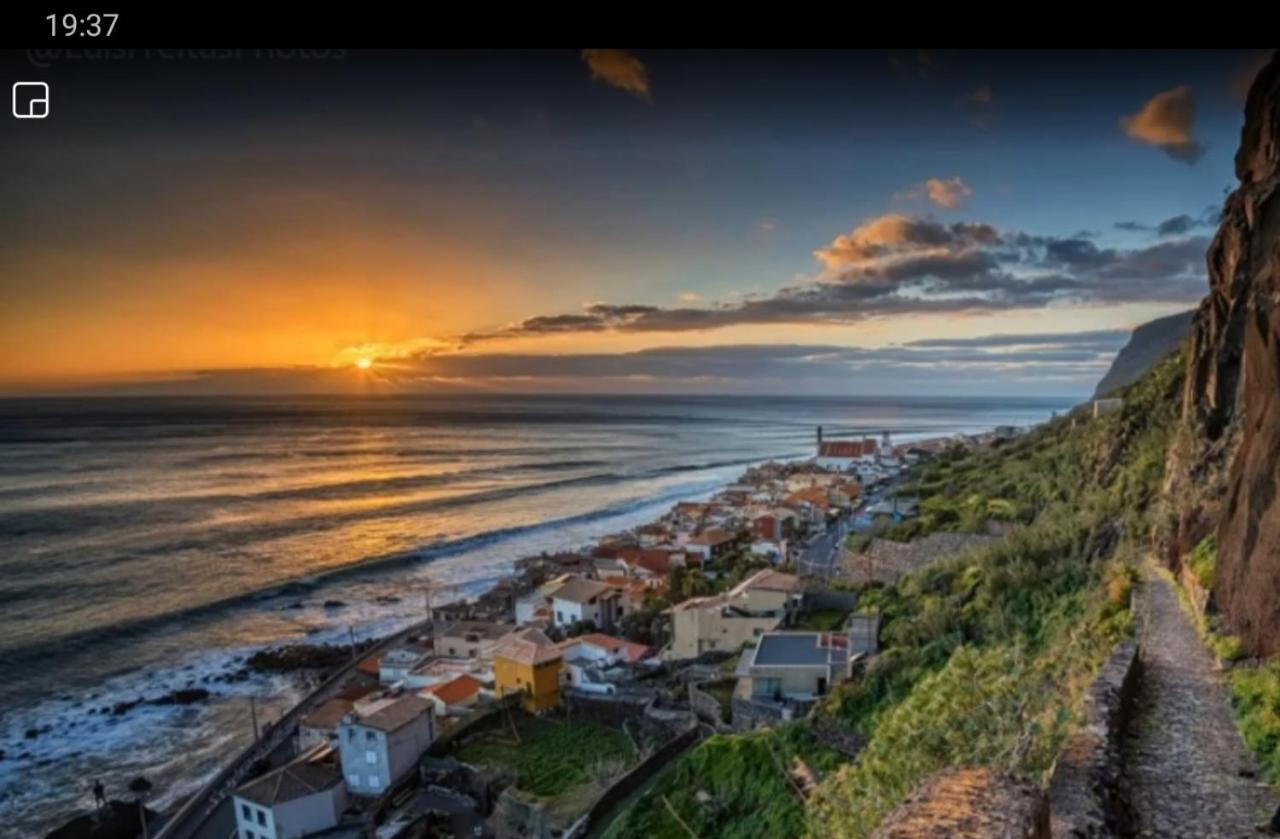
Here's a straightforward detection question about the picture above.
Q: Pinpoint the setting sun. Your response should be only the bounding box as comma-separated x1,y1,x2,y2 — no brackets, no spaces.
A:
356,358,373,369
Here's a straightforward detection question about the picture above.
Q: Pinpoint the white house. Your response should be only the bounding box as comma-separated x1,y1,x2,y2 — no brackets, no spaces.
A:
378,643,432,684
233,747,347,839
434,620,514,662
550,576,622,632
338,694,435,797
514,574,571,624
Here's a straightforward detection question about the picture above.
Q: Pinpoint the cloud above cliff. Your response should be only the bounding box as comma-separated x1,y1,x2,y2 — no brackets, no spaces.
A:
455,212,1208,346
1121,85,1206,164
581,49,651,100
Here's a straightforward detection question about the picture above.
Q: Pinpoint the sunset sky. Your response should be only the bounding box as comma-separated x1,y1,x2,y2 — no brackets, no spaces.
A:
0,49,1270,395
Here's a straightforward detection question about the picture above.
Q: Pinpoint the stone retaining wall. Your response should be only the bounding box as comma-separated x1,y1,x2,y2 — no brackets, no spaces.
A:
688,678,733,729
563,724,701,839
1046,639,1142,837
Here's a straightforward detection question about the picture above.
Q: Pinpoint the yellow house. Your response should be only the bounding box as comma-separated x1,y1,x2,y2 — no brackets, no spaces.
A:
493,627,563,712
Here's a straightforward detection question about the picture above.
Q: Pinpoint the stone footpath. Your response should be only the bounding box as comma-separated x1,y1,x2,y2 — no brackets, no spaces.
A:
1123,566,1277,838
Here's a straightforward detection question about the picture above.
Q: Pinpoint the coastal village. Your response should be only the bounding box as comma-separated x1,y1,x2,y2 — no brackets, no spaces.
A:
119,425,1025,839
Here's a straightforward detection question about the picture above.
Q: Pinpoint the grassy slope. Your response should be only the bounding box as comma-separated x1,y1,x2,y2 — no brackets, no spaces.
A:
605,350,1184,839
454,717,635,798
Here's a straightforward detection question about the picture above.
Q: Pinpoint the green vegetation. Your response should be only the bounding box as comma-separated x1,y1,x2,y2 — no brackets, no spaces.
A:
1228,662,1280,786
795,608,850,631
1159,538,1280,786
603,349,1185,839
455,717,636,798
809,568,1133,834
1188,534,1218,590
601,724,841,839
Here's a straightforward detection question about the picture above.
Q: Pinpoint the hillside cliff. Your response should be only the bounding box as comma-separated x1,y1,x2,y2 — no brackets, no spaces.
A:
1164,51,1280,656
1093,310,1194,398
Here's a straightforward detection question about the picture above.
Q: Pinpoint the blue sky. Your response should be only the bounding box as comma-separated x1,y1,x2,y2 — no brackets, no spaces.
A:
0,48,1271,395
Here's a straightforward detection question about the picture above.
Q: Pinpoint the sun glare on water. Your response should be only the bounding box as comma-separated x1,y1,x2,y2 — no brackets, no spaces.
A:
356,358,373,370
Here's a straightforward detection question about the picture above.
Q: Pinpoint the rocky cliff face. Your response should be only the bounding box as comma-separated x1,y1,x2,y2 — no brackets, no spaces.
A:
1094,310,1194,398
1164,51,1280,656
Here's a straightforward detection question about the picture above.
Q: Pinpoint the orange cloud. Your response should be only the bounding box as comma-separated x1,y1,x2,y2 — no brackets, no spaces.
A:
581,49,651,100
813,213,996,270
1120,86,1205,163
897,176,974,210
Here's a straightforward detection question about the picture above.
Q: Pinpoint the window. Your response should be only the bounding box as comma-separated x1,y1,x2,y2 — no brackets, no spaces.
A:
368,774,380,788
256,808,266,826
448,646,456,655
366,749,378,764
365,730,375,742
346,728,354,741
347,773,361,787
242,831,255,839
557,611,564,623
241,803,251,821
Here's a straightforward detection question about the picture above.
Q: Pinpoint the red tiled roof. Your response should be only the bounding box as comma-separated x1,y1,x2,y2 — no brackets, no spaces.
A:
688,528,736,546
819,440,878,458
616,548,676,575
356,653,383,678
423,674,483,706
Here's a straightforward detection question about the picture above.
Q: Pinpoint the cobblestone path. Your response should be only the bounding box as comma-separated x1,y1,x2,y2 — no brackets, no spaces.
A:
1125,566,1277,838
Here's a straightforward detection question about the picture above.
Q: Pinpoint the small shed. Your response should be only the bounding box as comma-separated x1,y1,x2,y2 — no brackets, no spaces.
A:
847,612,882,656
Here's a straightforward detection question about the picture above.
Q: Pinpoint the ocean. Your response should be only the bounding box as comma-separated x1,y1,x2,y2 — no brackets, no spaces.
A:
0,393,1074,834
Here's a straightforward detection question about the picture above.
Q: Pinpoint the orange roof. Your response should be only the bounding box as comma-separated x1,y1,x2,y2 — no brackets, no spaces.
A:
423,674,483,706
786,487,834,510
616,548,675,575
356,653,383,678
688,528,736,546
819,440,878,458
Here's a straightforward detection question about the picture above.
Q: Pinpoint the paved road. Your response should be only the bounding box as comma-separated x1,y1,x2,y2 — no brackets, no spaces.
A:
797,514,852,579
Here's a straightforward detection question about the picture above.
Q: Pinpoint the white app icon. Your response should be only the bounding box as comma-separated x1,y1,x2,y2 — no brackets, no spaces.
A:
13,82,50,119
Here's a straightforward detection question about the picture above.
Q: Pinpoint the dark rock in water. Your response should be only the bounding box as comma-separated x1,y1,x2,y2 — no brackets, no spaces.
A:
109,699,143,716
284,601,305,610
374,595,402,604
0,749,6,760
246,643,350,673
127,776,152,794
25,728,39,739
323,599,347,609
46,799,158,839
150,688,210,706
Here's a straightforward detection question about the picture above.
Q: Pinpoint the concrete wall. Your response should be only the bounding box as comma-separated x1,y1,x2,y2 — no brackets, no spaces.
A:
688,679,733,728
563,725,701,839
669,605,780,659
744,664,826,697
271,786,347,839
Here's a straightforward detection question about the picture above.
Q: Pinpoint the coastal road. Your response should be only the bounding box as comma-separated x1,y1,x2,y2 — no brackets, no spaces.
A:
796,514,851,580
158,618,434,839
